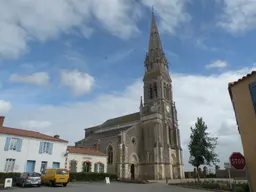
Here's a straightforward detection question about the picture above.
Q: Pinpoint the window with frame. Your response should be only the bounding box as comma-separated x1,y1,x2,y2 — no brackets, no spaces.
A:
39,141,53,154
9,138,18,151
249,82,256,113
99,163,104,173
43,142,50,153
4,159,16,172
40,161,47,173
82,161,91,172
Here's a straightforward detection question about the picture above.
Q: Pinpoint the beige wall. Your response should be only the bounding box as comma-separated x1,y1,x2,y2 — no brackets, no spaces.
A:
230,75,256,192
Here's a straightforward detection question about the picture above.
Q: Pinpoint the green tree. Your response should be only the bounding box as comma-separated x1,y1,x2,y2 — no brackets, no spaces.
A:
188,117,219,182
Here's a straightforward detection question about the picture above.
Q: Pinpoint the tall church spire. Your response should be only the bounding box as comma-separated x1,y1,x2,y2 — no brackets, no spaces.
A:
148,8,163,53
144,9,168,70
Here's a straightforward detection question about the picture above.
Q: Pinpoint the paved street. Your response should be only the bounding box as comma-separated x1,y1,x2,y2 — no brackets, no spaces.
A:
1,182,210,192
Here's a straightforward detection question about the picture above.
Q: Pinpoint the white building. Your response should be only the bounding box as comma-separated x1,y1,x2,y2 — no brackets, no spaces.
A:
0,116,68,173
65,146,107,173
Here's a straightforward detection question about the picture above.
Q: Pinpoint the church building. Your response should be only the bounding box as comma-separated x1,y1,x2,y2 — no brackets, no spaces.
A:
75,11,184,180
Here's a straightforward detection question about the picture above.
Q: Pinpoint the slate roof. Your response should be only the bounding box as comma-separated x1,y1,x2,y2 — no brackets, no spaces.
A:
101,112,140,127
85,125,132,141
0,126,68,143
67,146,106,156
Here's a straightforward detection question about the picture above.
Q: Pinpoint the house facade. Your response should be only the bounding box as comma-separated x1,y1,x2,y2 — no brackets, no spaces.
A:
65,146,107,173
228,71,256,192
0,116,68,173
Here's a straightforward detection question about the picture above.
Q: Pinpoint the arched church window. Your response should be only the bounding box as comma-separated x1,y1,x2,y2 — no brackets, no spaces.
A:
107,145,113,165
154,82,158,97
164,83,167,98
166,84,169,99
149,84,153,99
131,137,136,145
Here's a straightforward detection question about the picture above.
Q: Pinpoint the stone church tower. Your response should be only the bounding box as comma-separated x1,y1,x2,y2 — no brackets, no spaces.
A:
75,11,184,180
139,11,184,179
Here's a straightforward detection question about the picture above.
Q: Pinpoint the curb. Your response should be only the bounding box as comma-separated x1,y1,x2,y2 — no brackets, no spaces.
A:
170,184,230,192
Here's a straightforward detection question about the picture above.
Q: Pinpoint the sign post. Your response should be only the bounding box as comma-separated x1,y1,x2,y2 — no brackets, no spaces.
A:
224,162,232,189
229,152,246,190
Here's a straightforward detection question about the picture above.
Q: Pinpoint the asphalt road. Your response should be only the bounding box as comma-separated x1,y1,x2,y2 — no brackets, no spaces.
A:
1,182,211,192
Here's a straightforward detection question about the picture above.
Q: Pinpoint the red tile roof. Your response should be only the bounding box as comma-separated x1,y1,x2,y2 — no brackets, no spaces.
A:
228,71,256,87
0,126,68,143
67,146,106,156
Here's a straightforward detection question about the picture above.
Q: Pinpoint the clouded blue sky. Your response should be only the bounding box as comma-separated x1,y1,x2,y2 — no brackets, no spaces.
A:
1,0,255,171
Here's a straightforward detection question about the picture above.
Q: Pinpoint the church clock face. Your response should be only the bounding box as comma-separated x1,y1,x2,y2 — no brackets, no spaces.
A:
166,105,170,113
151,105,156,112
150,103,157,112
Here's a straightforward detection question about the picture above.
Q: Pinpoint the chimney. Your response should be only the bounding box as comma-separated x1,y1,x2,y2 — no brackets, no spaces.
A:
54,135,60,139
0,116,5,127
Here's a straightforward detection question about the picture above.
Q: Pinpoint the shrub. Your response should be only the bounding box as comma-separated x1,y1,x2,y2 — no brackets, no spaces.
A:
0,172,21,186
201,183,219,189
238,183,250,192
206,173,216,178
69,172,117,182
235,186,246,192
219,183,229,191
0,172,20,182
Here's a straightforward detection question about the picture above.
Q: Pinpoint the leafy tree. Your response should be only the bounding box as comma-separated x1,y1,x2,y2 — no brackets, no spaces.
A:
188,117,219,182
215,165,220,170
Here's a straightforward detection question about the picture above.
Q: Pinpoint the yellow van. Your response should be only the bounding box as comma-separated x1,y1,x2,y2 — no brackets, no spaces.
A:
41,168,69,187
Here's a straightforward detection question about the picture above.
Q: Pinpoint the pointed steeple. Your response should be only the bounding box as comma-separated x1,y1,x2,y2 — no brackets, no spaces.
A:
144,8,168,70
148,8,163,53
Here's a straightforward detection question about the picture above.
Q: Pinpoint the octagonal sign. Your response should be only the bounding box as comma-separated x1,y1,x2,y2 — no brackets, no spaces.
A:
229,152,246,170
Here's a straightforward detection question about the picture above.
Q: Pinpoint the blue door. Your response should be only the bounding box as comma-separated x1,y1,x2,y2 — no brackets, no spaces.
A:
52,162,60,168
26,160,35,173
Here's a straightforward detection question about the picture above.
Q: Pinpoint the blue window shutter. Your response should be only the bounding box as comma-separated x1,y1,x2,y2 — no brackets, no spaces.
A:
39,142,44,154
94,163,97,172
4,137,11,151
49,143,53,154
249,82,256,113
17,139,23,152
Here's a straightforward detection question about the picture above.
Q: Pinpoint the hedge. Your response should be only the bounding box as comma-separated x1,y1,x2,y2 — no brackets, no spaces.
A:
0,172,20,181
69,172,117,182
171,181,250,192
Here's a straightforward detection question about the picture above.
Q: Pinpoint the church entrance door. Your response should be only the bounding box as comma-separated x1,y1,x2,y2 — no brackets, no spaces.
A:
130,164,135,180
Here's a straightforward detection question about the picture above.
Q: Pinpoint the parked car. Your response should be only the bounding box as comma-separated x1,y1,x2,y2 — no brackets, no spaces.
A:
15,172,41,187
41,168,69,187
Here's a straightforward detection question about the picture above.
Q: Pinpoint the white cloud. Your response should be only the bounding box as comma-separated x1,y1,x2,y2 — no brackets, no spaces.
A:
0,0,190,59
4,66,253,170
205,60,228,69
218,0,256,33
141,0,190,34
9,72,50,86
60,70,95,96
20,120,52,131
0,100,11,114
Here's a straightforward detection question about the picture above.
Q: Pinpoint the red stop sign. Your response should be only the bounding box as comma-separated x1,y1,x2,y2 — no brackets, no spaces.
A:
229,152,246,170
